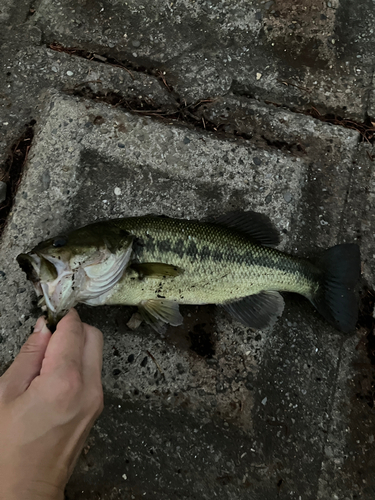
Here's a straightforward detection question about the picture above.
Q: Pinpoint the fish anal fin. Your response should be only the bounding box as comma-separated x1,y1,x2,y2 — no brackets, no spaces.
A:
138,299,183,332
222,291,284,329
211,211,280,247
130,262,183,279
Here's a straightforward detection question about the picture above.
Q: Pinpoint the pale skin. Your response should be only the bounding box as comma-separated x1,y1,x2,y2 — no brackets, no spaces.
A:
0,309,104,500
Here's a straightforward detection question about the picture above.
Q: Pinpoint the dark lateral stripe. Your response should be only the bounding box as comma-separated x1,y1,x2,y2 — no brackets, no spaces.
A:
134,234,316,284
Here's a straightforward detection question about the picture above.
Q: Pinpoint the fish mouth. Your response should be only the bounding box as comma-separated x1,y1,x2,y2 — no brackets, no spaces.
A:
17,238,135,324
17,252,73,318
17,253,42,286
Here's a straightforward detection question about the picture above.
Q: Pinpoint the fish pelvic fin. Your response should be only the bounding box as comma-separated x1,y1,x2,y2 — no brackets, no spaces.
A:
311,244,361,333
222,291,285,330
138,299,183,333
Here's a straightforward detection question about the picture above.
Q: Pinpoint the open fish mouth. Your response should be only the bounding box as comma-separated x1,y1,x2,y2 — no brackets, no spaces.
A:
17,253,44,287
17,252,74,316
17,241,134,325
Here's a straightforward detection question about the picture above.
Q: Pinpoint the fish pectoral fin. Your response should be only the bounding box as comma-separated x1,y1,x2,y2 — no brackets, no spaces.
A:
210,211,280,247
222,291,285,329
130,262,184,279
138,299,183,331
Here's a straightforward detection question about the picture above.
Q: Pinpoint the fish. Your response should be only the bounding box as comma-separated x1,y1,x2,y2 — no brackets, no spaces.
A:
17,211,361,333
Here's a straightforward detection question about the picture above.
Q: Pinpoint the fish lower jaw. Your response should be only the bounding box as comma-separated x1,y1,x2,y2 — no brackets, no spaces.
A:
39,273,79,321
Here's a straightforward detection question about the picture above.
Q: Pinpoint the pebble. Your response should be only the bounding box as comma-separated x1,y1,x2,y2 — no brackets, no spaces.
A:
0,181,7,203
265,193,272,204
41,171,51,191
283,191,292,203
114,187,121,196
256,72,262,80
66,70,73,76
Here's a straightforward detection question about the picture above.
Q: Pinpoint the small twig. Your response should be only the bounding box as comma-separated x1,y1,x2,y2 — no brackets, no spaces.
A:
278,79,312,93
93,53,107,62
111,58,135,79
49,42,77,55
146,350,164,375
310,106,322,117
156,70,173,92
130,108,165,114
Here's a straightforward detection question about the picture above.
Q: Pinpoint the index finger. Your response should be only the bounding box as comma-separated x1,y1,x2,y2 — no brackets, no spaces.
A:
40,309,86,376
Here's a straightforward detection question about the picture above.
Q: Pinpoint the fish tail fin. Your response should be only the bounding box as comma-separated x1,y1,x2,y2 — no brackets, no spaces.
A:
310,244,360,333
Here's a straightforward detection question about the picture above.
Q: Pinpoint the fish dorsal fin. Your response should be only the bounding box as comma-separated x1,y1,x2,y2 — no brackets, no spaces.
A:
138,299,183,333
212,211,280,247
222,291,284,329
130,262,183,279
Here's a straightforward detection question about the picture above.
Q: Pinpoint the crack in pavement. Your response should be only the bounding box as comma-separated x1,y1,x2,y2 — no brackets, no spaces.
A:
0,121,35,239
49,42,375,146
48,42,177,95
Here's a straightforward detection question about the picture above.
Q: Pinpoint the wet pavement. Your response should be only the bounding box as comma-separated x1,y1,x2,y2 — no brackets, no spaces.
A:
1,1,375,499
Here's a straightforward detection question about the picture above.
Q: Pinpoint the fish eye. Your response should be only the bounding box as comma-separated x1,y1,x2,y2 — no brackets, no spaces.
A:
53,236,68,248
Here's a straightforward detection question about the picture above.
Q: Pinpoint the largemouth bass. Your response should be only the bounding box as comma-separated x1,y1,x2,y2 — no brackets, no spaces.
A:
17,211,360,333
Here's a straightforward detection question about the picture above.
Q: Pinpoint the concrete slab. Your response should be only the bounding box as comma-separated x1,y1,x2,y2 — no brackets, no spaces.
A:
0,91,371,499
0,42,176,168
32,0,375,119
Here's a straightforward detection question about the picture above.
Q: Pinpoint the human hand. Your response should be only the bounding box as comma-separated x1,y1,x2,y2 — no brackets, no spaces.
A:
0,309,103,500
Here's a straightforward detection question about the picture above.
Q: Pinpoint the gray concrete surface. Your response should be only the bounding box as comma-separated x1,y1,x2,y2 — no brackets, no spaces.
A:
1,1,375,499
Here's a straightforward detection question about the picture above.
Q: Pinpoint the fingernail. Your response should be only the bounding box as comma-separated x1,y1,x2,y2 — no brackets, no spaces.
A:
34,317,50,335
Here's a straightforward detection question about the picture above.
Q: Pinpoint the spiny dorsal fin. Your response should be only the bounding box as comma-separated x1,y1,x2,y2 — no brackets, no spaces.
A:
138,299,183,333
130,262,183,279
222,291,284,329
212,211,280,247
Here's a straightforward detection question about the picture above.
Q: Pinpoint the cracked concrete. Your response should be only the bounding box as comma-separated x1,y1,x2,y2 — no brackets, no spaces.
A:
1,0,375,499
31,0,375,118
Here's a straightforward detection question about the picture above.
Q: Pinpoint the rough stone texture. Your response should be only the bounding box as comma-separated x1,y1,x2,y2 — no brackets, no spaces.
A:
0,0,375,499
0,180,6,203
31,0,375,119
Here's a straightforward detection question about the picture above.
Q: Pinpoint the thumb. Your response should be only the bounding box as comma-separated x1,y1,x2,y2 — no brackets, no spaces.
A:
0,317,51,402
